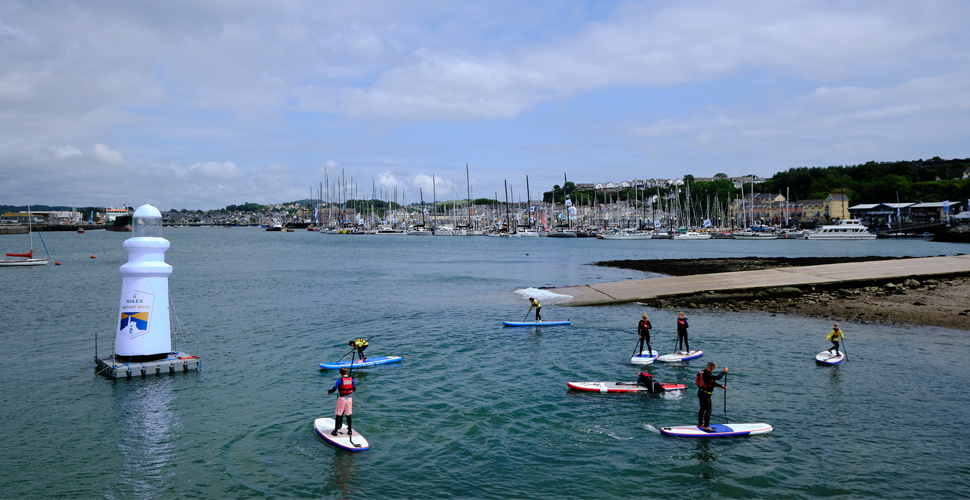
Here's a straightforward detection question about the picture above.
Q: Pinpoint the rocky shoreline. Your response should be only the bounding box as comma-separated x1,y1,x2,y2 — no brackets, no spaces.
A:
595,257,970,331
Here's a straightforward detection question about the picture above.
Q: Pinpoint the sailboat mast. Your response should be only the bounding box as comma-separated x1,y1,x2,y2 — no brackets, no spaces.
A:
504,180,510,231
526,175,531,230
420,188,425,226
27,193,33,251
563,173,569,230
466,164,471,228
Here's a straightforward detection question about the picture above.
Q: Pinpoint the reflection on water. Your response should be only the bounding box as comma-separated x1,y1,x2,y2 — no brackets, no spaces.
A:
328,453,359,500
691,440,717,465
827,365,844,394
112,377,178,499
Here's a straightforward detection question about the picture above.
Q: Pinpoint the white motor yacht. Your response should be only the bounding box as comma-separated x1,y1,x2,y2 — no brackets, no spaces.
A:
806,219,876,240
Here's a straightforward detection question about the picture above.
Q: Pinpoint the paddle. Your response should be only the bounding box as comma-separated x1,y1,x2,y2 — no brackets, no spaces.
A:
841,334,848,362
723,371,729,424
346,350,361,448
337,348,356,362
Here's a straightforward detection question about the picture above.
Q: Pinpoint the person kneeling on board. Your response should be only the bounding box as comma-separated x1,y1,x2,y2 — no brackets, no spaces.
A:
528,297,541,322
826,323,844,356
327,367,356,436
637,372,664,395
637,313,653,356
349,338,368,362
696,361,727,432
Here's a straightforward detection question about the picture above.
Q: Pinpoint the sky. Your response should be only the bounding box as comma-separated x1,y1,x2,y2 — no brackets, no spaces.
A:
1,0,969,210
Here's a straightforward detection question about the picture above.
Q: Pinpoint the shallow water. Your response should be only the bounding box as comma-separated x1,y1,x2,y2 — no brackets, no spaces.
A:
1,229,968,499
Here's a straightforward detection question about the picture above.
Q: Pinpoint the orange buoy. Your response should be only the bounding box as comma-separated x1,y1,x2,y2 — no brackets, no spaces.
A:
90,255,96,259
55,262,61,265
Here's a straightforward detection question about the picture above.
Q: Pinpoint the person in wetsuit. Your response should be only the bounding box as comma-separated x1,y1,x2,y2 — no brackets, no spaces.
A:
637,313,653,356
676,312,690,353
528,298,541,322
327,366,357,436
826,323,844,356
696,361,727,432
637,372,664,395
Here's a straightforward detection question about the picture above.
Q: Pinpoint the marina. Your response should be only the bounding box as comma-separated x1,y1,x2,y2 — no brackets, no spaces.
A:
1,228,969,499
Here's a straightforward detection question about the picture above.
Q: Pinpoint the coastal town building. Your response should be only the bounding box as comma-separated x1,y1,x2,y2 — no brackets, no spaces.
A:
825,193,850,220
849,201,964,225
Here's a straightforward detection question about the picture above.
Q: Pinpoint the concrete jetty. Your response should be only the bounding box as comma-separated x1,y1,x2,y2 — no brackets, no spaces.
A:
550,255,970,306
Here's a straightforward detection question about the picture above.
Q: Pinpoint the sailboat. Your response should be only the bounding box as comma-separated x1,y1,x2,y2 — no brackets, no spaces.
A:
1,195,52,267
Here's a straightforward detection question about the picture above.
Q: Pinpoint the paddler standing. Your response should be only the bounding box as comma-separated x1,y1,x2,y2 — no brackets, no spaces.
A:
696,361,727,432
826,323,844,356
327,366,357,436
528,297,541,322
637,313,653,356
349,338,368,362
676,312,690,353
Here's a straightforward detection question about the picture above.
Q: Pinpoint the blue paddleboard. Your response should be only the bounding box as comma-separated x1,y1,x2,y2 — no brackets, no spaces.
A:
502,320,570,327
660,423,772,438
319,356,403,370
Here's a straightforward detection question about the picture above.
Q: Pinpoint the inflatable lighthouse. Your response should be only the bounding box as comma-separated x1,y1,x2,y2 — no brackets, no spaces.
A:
96,204,200,377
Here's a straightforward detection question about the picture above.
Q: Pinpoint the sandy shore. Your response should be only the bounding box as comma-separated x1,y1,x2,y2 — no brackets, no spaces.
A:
596,257,970,331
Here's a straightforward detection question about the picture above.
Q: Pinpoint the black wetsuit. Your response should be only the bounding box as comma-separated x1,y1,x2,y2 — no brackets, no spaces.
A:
638,372,663,395
677,317,690,352
697,369,726,428
637,319,652,355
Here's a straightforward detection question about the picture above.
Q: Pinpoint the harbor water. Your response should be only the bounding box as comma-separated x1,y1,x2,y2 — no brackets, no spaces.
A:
1,229,968,499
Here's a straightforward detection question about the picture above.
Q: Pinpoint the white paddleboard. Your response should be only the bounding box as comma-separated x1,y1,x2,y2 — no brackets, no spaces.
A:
656,350,704,363
313,417,370,451
660,423,772,438
630,350,659,365
566,381,687,394
815,351,845,366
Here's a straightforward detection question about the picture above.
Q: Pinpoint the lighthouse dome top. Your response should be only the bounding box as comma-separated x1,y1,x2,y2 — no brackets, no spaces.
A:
133,204,162,218
132,204,163,238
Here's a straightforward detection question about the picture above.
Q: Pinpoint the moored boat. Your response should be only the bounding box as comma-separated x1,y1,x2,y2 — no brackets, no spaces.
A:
806,219,876,240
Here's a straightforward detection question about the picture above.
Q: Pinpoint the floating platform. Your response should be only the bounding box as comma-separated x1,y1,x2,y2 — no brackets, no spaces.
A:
95,352,200,379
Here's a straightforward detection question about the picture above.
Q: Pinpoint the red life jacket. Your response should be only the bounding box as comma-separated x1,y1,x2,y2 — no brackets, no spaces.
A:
639,372,653,379
695,370,713,390
338,377,355,396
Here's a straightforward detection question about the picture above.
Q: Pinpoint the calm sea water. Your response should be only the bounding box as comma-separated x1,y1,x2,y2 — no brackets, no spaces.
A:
1,229,968,499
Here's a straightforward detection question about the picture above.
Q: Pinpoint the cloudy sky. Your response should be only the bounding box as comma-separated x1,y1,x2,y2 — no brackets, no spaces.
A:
2,0,968,209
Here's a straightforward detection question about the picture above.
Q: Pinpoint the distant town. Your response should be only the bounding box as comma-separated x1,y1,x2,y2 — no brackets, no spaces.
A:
2,157,968,235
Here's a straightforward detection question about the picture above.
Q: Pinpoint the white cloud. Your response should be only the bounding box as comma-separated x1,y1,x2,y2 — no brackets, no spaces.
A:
1,1,969,206
89,143,125,166
50,145,82,160
188,161,241,180
625,75,970,173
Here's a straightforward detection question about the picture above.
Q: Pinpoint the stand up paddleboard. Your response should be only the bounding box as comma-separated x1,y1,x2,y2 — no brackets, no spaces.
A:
567,381,686,395
660,423,772,438
630,350,659,364
502,320,570,327
319,356,403,370
656,350,704,363
313,417,370,451
815,351,845,366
